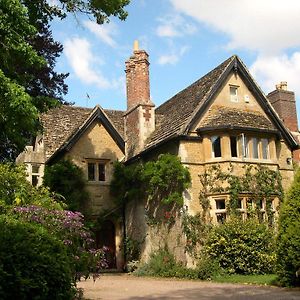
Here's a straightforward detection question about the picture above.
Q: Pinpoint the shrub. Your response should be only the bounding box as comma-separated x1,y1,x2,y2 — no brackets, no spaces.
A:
134,248,222,280
0,163,64,210
43,159,89,211
277,169,300,287
0,215,74,299
195,254,223,280
135,248,180,277
12,206,108,279
205,218,275,274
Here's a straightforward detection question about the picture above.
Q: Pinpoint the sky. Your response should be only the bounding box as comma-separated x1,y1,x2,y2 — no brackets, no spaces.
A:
50,0,300,117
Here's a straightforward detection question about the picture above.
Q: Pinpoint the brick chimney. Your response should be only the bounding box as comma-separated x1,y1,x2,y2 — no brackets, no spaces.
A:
267,81,298,132
124,41,155,158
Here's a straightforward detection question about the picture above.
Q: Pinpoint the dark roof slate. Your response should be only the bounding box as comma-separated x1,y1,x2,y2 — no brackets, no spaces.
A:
41,105,124,160
146,56,235,148
199,106,277,131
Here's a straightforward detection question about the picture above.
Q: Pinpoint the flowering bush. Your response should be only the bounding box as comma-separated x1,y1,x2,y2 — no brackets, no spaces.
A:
13,206,108,280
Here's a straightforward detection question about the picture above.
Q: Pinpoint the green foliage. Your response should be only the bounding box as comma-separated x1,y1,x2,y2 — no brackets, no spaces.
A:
135,248,222,280
124,237,142,262
0,0,130,161
205,218,276,274
0,0,44,160
142,154,191,206
276,169,300,287
111,154,191,209
110,161,144,205
12,206,108,280
0,215,75,299
198,164,283,221
134,248,183,278
182,212,211,257
0,163,63,210
44,159,89,211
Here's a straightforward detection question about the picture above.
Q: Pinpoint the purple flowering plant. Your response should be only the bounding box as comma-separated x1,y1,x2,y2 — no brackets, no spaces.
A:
13,206,108,280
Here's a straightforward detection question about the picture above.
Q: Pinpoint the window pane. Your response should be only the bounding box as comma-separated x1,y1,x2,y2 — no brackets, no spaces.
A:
32,164,40,174
252,138,259,159
98,163,106,181
262,139,269,159
230,136,238,157
215,199,226,209
88,163,95,181
32,175,39,187
241,135,249,158
216,213,226,224
211,136,221,158
230,86,238,102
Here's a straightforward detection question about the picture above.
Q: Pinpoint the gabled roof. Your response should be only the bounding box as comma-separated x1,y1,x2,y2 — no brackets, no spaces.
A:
145,55,298,151
41,105,125,162
146,56,235,148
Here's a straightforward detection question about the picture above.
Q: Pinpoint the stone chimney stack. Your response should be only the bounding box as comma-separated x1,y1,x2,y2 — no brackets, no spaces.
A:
124,41,155,158
267,81,298,132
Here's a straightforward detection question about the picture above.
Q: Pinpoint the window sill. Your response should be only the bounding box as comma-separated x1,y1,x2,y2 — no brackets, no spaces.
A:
86,181,110,186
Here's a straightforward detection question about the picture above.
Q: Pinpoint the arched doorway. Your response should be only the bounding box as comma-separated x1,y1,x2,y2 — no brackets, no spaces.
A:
95,220,116,268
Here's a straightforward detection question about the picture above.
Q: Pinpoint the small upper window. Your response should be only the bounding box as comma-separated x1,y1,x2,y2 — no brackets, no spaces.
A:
98,163,106,182
211,136,221,158
87,161,107,182
88,163,95,181
230,86,238,102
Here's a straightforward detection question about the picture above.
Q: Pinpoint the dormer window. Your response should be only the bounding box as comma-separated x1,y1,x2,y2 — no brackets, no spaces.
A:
230,85,239,102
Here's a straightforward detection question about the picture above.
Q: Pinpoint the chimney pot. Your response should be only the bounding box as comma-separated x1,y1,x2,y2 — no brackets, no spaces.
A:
133,40,139,51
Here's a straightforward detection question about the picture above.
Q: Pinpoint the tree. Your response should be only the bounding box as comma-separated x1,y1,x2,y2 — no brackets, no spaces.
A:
43,159,89,211
277,169,300,286
0,0,130,161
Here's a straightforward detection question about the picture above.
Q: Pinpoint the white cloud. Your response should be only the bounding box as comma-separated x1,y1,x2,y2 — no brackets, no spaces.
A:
250,52,300,97
84,20,118,48
170,0,300,54
156,13,197,38
64,37,111,89
158,46,189,65
170,0,300,103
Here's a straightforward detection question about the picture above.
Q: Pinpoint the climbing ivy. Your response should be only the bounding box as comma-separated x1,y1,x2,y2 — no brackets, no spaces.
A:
110,154,191,220
198,164,283,224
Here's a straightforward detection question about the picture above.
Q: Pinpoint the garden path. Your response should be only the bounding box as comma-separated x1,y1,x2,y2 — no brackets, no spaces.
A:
77,274,300,300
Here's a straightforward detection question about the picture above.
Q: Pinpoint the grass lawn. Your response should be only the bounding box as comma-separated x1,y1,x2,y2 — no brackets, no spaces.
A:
212,274,277,286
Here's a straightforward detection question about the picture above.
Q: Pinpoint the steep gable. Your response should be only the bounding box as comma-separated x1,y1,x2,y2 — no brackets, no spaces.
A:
146,56,235,149
144,55,298,154
41,105,125,162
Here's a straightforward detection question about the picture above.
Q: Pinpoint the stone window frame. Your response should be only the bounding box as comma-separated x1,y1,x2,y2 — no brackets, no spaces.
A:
210,195,277,224
86,159,108,182
208,133,274,162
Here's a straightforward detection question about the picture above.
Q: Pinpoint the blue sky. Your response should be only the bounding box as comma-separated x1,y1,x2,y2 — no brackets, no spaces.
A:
51,0,300,116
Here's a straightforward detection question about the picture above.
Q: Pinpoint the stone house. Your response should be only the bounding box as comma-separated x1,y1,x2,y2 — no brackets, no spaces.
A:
17,42,299,269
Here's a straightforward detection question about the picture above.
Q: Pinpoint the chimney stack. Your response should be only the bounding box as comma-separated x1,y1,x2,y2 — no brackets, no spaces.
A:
124,41,155,158
267,81,298,132
125,40,151,110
